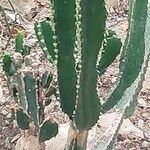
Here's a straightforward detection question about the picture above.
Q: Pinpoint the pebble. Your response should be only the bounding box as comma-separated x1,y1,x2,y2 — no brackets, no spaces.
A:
137,119,144,129
138,98,146,108
6,113,12,119
142,112,150,119
1,109,9,116
119,119,144,138
11,134,21,143
141,141,150,148
144,130,150,140
111,76,117,83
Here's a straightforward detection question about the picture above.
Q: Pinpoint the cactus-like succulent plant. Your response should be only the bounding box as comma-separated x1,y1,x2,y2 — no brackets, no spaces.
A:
2,32,59,145
34,0,150,149
3,0,150,149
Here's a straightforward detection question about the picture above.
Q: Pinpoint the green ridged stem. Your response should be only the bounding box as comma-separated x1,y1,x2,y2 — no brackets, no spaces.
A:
3,53,11,75
102,0,148,113
15,32,30,56
52,0,77,118
34,21,56,63
92,0,150,149
23,72,40,126
13,73,28,111
2,53,15,76
16,109,29,130
2,53,23,103
97,30,122,76
39,121,58,142
75,0,106,130
15,32,24,53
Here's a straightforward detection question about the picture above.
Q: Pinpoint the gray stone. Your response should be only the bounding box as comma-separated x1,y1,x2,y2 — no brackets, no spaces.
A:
11,134,21,143
138,98,146,108
1,109,9,116
6,113,12,119
119,119,144,138
137,119,144,129
141,141,150,148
